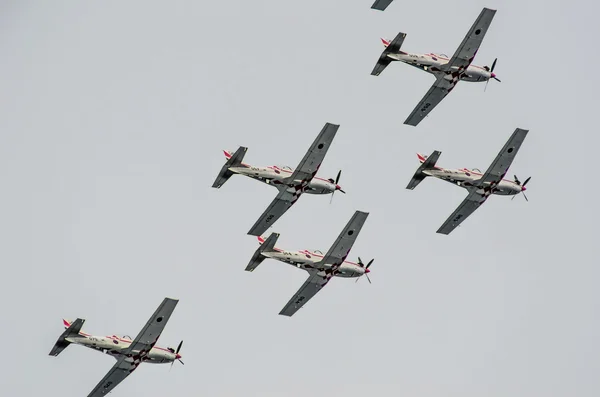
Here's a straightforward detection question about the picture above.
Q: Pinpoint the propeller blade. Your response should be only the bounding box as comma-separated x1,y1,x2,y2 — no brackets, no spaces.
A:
358,257,364,267
484,79,489,92
366,274,372,284
493,76,501,82
366,259,374,269
335,170,342,185
491,58,497,72
338,189,346,194
514,175,521,185
178,359,185,365
170,361,174,371
523,192,529,202
176,340,183,355
522,176,531,187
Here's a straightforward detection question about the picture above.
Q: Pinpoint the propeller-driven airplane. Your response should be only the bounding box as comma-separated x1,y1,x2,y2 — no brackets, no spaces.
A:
371,7,499,126
49,297,183,397
371,0,394,11
407,128,530,235
246,210,372,317
212,122,344,236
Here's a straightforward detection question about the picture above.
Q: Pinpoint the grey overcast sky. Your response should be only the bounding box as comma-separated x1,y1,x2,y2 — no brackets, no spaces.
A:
1,1,598,396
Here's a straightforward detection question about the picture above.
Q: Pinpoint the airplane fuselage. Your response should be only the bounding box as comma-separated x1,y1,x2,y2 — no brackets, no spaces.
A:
425,167,523,196
229,165,337,195
263,249,367,278
387,52,493,82
65,334,179,364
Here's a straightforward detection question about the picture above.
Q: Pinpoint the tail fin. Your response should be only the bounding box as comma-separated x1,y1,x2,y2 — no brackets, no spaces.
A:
246,233,279,272
212,146,247,189
371,31,407,76
406,150,441,190
49,318,85,357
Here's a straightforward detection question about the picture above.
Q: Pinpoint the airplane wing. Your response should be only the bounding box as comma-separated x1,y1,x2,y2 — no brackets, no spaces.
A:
247,189,297,236
437,190,487,235
86,355,139,397
285,122,339,186
444,8,496,73
321,210,369,267
279,270,328,317
371,0,394,11
404,74,454,126
86,297,179,397
476,128,529,187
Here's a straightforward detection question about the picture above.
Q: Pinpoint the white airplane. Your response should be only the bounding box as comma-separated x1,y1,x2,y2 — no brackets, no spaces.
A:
212,122,345,236
49,298,183,397
371,7,499,126
407,128,530,235
246,210,372,317
371,0,394,11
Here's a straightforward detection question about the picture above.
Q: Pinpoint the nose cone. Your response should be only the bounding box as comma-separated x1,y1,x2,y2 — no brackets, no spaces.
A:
522,186,527,192
175,353,182,360
365,268,370,274
490,72,496,79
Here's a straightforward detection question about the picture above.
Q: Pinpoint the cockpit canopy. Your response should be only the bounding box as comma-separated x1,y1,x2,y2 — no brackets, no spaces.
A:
112,334,132,341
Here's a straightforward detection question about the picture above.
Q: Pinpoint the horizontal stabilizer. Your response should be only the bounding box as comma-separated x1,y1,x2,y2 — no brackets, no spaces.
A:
246,233,279,272
371,31,407,76
49,318,85,357
406,150,441,190
212,146,247,189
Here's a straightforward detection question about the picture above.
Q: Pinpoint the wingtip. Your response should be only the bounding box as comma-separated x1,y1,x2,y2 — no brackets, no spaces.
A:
381,38,390,47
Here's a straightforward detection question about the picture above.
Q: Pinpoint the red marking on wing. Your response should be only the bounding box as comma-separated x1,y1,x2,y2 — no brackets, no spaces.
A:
417,153,426,163
63,319,71,328
381,38,390,47
257,236,265,244
223,150,232,159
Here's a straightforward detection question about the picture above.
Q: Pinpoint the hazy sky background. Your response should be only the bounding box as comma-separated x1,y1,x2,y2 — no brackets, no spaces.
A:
1,1,599,396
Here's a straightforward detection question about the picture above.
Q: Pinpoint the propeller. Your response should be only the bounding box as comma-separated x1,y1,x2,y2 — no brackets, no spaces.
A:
329,170,346,204
356,257,374,284
170,340,184,369
484,58,501,91
512,175,531,202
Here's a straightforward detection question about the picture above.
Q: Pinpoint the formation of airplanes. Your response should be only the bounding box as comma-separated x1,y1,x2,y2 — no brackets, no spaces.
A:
49,5,533,397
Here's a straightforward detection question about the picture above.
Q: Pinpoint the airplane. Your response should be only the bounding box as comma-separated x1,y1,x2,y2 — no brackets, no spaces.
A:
407,128,530,235
49,297,183,397
371,0,394,11
212,122,344,236
371,7,499,126
246,210,372,317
